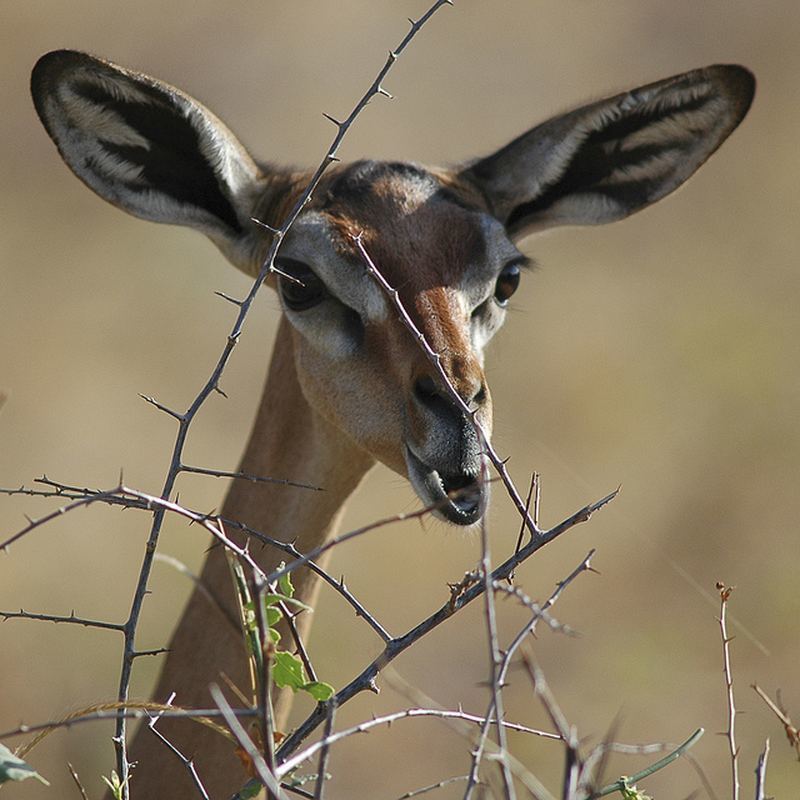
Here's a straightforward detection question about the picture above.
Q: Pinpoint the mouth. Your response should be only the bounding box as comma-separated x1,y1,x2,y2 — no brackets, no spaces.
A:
405,446,486,525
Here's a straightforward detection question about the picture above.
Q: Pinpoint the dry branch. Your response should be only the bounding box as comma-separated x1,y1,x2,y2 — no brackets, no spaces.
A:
717,582,740,800
751,683,800,760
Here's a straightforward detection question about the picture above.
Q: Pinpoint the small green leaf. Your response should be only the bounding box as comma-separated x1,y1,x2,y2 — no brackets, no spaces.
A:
269,626,281,644
279,569,295,599
101,770,126,800
266,605,282,628
243,602,257,631
273,651,307,691
302,681,335,702
0,744,49,786
620,778,652,800
263,593,311,612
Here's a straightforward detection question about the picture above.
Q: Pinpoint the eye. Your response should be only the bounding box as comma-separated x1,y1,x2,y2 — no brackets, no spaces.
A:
494,262,521,306
275,257,326,311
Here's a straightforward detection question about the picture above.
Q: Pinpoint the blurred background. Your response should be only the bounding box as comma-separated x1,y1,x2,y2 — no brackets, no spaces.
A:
1,1,798,797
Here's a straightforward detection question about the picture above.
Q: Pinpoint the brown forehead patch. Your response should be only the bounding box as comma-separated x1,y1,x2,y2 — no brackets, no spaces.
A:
318,160,488,294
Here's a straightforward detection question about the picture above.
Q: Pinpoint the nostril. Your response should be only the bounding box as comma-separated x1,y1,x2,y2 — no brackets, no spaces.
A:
473,383,487,407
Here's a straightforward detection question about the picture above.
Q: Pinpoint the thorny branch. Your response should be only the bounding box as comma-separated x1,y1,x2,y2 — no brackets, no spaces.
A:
0,608,124,632
277,707,553,777
717,582,740,800
101,3,455,791
353,234,555,540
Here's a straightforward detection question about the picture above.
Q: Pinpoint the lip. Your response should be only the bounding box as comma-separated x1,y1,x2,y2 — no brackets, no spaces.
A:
404,445,486,525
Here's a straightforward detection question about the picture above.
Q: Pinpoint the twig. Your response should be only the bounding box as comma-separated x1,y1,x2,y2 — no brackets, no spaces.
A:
211,684,290,800
138,393,185,421
511,473,537,576
180,464,321,492
0,479,148,511
751,683,800,759
476,462,516,800
717,582,739,800
132,647,169,658
67,763,89,800
590,728,705,798
754,739,769,800
1,703,255,743
148,692,210,800
313,698,337,800
281,602,317,682
0,608,124,632
397,775,469,799
0,487,121,551
520,651,582,799
277,707,553,778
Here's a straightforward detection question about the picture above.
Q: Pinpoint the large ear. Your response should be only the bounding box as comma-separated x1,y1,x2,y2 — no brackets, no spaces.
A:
31,49,266,269
462,65,755,238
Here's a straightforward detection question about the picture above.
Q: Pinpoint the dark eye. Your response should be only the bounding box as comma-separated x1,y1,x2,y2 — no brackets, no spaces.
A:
494,262,521,306
275,257,326,311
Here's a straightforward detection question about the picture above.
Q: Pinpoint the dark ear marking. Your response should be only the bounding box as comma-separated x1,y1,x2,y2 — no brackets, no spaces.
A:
31,49,260,243
464,64,755,238
72,77,242,233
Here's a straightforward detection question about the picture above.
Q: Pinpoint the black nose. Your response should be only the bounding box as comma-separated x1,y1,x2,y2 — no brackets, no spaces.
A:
413,373,486,411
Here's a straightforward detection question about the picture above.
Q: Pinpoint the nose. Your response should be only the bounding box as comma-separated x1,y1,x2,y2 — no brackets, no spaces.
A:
413,371,486,412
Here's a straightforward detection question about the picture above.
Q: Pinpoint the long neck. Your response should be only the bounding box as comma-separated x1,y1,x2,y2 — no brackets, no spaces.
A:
127,316,374,799
223,316,374,550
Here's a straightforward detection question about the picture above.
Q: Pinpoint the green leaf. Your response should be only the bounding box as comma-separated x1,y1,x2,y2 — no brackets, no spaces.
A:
279,569,295,599
0,744,49,786
272,651,307,691
101,770,125,800
266,605,282,628
269,626,281,644
620,778,652,800
243,601,257,631
302,681,335,702
263,593,311,612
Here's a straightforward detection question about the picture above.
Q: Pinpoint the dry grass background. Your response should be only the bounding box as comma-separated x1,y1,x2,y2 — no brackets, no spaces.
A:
1,1,798,797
